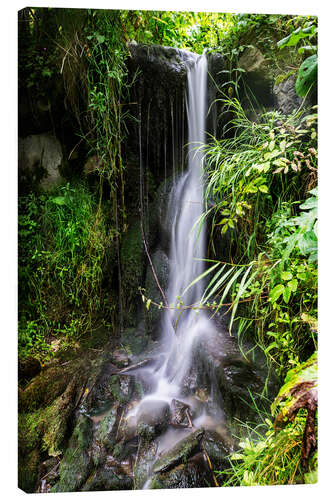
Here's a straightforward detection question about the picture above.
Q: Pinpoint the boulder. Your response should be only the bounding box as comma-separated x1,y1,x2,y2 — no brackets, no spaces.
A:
137,399,170,439
238,46,267,72
18,133,63,190
153,428,205,474
273,74,302,115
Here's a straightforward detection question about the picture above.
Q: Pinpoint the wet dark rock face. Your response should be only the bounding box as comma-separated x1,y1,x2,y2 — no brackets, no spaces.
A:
126,43,191,186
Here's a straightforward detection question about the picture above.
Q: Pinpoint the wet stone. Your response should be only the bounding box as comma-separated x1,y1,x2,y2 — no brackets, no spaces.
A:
112,348,130,368
37,457,60,492
137,399,170,430
153,428,205,474
170,398,190,427
116,401,140,443
82,466,133,491
96,404,119,450
150,461,212,489
134,440,159,489
51,415,94,492
201,430,231,470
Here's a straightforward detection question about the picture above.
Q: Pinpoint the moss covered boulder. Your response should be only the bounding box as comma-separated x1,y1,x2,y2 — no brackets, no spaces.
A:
51,415,94,492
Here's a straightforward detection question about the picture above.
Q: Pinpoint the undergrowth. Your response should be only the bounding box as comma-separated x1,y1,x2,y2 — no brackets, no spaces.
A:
219,413,317,486
18,182,116,360
188,97,318,377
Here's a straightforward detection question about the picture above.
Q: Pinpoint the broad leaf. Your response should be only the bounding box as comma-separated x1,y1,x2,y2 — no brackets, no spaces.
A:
296,55,317,98
269,283,285,302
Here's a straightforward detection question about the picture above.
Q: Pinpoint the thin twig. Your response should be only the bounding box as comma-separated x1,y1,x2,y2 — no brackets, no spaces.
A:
201,441,219,487
185,409,193,428
40,460,60,481
139,209,169,309
185,409,219,487
139,293,269,312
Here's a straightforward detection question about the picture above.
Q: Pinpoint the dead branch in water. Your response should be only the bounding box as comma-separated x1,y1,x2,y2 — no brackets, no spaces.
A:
185,409,219,487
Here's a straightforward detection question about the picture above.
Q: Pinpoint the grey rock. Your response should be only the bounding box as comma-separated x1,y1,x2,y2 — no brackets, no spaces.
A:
153,428,205,474
128,43,196,90
273,74,302,115
18,133,63,190
170,399,190,427
137,399,170,439
238,46,266,72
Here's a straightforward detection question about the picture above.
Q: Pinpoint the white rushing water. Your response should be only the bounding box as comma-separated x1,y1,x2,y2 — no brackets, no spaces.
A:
156,52,210,390
130,52,216,412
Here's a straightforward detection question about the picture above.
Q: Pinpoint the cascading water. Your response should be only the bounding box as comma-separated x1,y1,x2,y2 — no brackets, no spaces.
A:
129,52,217,417
153,52,212,394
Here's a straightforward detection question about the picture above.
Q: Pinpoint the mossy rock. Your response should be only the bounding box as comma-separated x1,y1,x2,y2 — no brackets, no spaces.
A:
18,411,43,492
18,447,40,493
96,405,119,450
82,467,133,491
121,326,148,355
121,220,144,327
51,415,94,492
153,429,204,474
18,350,106,490
133,441,158,489
18,356,41,382
18,373,85,492
109,374,133,404
18,364,72,413
150,461,211,489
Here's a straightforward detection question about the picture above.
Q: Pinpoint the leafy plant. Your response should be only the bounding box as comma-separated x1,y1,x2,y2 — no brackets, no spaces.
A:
295,55,318,98
277,19,317,98
18,182,116,359
220,352,317,486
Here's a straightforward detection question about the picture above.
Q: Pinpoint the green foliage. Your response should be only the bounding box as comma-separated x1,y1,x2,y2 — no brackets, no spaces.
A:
220,412,315,486
271,351,317,416
277,23,317,53
194,98,317,376
18,8,60,99
200,98,317,247
18,182,115,359
295,55,318,98
220,354,317,486
277,19,317,99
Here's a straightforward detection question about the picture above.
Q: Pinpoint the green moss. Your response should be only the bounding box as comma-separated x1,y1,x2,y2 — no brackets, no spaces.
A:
18,364,72,413
120,221,144,327
18,448,40,493
51,415,93,492
274,69,297,86
109,375,130,404
81,468,133,491
121,327,148,355
149,476,164,489
97,406,118,449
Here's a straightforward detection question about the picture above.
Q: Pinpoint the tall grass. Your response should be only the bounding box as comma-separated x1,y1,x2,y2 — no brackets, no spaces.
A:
186,97,318,374
18,182,115,358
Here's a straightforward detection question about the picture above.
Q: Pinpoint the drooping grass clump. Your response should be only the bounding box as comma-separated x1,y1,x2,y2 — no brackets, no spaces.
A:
18,182,117,360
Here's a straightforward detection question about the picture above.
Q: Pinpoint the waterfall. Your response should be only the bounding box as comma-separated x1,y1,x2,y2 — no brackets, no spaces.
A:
131,53,215,407
157,52,210,389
